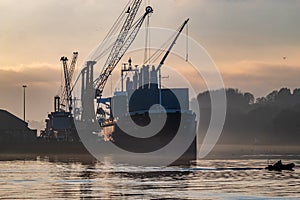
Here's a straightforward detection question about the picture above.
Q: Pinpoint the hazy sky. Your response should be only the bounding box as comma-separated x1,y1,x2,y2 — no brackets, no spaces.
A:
1,0,300,122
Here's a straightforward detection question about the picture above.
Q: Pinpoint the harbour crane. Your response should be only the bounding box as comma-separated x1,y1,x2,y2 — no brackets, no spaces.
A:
79,0,153,121
94,0,153,99
60,52,78,112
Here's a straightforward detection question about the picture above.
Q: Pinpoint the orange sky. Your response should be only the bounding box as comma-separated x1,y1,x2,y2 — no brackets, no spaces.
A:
1,0,300,124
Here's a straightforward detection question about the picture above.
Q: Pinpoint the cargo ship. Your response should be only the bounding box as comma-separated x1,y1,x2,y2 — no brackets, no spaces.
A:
73,12,197,165
74,56,197,165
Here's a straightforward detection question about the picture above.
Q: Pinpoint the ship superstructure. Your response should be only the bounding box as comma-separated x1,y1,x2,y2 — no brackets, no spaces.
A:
40,52,79,142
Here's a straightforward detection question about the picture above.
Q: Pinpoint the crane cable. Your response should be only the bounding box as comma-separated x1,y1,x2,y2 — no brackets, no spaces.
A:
71,0,142,94
144,14,150,64
143,21,189,65
186,21,189,62
91,0,133,61
143,27,179,64
96,13,145,78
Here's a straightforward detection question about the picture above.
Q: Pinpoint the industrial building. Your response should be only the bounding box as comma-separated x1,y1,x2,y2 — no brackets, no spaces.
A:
0,109,36,143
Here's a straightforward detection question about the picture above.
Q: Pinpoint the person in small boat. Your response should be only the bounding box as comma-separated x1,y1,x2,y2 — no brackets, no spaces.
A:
274,160,282,167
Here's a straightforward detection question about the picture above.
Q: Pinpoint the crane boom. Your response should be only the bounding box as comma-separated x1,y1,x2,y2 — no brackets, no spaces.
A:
60,52,79,112
156,18,189,72
103,0,142,69
116,7,153,67
68,52,78,87
94,2,153,98
60,56,70,109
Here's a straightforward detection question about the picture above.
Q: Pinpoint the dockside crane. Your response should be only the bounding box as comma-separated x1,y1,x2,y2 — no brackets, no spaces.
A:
60,52,78,113
94,1,153,99
80,0,153,121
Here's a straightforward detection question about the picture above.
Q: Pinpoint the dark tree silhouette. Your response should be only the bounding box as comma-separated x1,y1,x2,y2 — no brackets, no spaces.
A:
197,87,300,146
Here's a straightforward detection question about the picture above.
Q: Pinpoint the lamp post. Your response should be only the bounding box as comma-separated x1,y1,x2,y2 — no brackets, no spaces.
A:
22,85,27,122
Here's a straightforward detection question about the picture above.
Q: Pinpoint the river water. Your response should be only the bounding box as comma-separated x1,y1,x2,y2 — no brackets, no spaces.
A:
0,156,299,199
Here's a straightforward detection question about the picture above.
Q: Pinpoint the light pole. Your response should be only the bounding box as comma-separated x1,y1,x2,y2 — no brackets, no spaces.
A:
22,85,27,122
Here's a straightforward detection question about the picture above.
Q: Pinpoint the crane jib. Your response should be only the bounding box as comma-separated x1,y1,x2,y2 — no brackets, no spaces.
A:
60,52,79,112
156,18,189,72
94,2,153,99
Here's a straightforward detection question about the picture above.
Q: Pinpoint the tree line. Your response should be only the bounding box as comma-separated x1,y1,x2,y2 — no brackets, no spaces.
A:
197,88,300,145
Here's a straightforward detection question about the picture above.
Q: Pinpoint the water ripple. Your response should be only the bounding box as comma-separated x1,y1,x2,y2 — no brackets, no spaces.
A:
0,158,299,199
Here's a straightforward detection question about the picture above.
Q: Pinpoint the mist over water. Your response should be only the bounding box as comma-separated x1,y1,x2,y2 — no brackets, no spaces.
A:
0,156,299,199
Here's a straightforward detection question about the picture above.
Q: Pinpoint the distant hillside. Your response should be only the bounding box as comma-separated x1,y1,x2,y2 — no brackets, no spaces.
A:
198,88,300,145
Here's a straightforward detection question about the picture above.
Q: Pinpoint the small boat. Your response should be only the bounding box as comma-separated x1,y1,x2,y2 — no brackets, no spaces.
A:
265,160,295,171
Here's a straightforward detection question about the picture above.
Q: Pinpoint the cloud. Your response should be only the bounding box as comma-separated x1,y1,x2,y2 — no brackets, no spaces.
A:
0,63,62,121
0,63,61,85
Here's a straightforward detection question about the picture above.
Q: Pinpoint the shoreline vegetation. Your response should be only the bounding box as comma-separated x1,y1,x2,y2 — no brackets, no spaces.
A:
198,87,300,146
